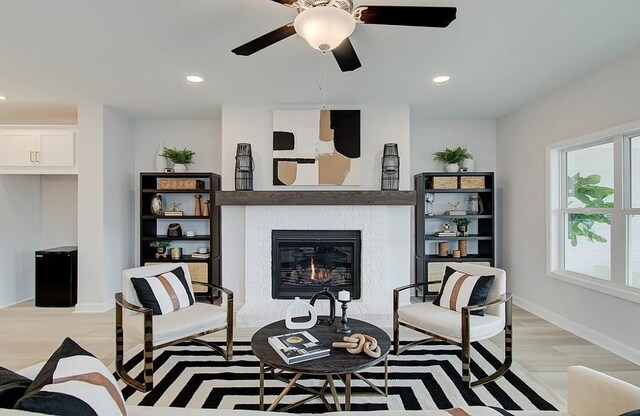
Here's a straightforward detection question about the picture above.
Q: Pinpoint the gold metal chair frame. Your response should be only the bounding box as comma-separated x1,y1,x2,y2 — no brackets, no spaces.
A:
393,280,512,387
115,281,233,392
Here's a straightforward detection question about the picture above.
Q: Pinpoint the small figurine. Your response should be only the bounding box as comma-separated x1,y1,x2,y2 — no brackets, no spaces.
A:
168,201,182,212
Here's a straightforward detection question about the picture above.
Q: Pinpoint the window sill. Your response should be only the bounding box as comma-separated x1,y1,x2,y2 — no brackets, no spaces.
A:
547,269,640,304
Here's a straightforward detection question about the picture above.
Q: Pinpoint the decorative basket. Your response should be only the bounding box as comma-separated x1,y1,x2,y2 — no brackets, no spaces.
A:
427,176,458,190
459,176,485,189
158,178,205,190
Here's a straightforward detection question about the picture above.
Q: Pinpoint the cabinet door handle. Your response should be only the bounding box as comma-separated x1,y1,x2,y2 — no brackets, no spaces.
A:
30,151,35,162
35,151,40,162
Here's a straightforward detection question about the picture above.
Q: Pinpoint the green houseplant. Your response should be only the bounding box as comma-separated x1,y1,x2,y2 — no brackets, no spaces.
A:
567,173,613,247
433,146,473,172
160,147,196,172
150,239,171,258
453,217,472,236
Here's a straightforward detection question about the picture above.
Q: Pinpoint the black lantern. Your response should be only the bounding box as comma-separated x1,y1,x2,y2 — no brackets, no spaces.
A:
235,143,254,191
381,143,400,190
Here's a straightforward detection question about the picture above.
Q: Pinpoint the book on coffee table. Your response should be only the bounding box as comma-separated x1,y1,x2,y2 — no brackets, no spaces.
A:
268,331,330,365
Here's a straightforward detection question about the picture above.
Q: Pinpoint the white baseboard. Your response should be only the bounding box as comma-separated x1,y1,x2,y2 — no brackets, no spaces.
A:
513,295,640,366
74,300,114,313
0,296,34,309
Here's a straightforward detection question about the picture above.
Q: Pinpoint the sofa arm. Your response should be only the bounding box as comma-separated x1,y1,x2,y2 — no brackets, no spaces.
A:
568,366,640,416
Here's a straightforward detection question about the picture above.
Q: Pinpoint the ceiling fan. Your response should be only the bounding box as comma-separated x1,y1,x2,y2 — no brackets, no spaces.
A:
231,0,457,72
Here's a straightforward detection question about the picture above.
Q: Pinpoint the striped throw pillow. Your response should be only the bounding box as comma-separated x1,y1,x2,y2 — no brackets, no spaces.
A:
15,338,127,415
131,267,195,315
433,266,495,316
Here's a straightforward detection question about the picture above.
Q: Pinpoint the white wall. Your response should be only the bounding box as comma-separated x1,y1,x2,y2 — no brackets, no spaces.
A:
220,105,412,305
133,120,221,174
410,119,497,175
102,106,135,304
0,176,40,307
76,104,135,311
497,47,640,363
40,175,78,249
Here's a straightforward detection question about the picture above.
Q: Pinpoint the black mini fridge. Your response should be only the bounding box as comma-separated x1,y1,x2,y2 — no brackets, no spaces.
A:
35,246,78,307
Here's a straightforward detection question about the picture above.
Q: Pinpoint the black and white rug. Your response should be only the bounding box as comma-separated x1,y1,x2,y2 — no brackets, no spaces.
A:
116,341,564,413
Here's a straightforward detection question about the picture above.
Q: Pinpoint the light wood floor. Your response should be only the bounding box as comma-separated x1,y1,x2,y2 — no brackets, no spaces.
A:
1,300,638,399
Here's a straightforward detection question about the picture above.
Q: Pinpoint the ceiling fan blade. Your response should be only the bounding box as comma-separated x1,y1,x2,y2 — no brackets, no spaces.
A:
232,23,296,56
332,38,362,72
269,0,297,6
353,5,457,28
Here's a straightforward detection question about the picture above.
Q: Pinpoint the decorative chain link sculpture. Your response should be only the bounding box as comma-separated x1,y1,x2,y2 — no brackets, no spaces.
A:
332,333,381,358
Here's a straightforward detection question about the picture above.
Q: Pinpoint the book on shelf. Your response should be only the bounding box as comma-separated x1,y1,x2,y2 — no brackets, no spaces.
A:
445,210,467,216
435,232,457,237
164,211,184,216
268,331,330,365
190,253,210,259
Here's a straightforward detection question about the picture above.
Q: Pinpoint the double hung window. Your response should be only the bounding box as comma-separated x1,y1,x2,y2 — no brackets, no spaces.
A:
548,125,640,301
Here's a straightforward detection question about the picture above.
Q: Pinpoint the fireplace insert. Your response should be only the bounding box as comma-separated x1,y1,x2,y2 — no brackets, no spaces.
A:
272,230,361,300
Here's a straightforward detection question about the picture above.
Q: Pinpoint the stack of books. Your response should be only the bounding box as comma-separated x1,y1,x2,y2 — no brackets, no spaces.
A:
435,231,457,237
165,210,184,217
268,331,330,364
191,252,210,259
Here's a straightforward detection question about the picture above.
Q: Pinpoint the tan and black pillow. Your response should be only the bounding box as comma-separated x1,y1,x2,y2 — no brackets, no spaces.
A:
433,266,495,316
14,337,127,415
131,266,195,315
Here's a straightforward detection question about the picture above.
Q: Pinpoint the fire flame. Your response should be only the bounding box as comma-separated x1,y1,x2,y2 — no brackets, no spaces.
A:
310,258,316,280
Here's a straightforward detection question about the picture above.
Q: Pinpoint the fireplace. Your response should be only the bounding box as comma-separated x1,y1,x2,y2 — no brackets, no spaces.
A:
272,230,361,300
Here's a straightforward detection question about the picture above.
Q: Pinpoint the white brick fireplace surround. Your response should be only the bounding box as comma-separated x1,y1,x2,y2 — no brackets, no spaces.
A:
236,205,412,327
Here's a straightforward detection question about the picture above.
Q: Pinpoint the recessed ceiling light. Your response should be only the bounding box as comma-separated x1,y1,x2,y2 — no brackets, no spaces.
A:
186,75,204,83
433,75,451,83
0,96,6,100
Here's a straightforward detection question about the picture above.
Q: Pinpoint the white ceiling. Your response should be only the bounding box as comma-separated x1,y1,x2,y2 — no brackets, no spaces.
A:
1,0,640,121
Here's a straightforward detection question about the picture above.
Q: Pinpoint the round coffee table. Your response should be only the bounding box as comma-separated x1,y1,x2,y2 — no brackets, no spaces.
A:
251,318,391,412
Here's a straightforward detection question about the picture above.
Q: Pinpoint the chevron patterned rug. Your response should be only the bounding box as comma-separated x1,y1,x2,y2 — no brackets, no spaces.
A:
116,340,565,413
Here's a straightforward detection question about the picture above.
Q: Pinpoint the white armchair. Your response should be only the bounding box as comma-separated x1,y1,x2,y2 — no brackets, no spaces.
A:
115,263,233,392
393,262,512,387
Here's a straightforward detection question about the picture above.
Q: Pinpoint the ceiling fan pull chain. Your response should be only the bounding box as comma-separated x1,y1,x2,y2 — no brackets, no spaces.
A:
318,51,327,109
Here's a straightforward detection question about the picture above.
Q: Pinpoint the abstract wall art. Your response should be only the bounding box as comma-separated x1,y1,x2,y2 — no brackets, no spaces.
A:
273,109,361,186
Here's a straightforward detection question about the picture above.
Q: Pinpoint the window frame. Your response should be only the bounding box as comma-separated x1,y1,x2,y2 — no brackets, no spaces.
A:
547,120,640,303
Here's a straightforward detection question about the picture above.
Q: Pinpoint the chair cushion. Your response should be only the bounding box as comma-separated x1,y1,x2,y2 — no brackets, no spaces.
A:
398,301,503,343
433,266,495,316
131,267,195,316
14,338,127,416
0,367,31,409
124,302,227,346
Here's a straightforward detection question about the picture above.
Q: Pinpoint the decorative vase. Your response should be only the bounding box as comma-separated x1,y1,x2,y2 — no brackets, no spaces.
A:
381,143,400,190
461,158,474,172
235,143,254,190
445,163,459,172
285,297,318,330
155,141,167,172
194,194,202,216
202,199,210,217
457,225,467,236
173,163,187,173
150,194,163,216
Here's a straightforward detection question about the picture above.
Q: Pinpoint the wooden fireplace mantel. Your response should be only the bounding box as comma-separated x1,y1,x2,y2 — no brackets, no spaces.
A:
214,191,416,206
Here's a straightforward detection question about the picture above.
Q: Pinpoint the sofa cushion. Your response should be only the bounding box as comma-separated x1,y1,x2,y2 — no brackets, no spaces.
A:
433,266,495,316
131,267,195,315
0,367,31,409
124,302,227,345
14,338,127,416
398,301,503,343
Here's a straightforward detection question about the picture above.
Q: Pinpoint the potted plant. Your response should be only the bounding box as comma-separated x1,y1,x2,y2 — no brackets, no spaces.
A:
433,146,472,172
160,147,196,172
453,217,471,236
150,239,171,258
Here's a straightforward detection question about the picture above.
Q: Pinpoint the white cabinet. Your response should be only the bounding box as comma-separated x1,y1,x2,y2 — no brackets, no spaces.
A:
0,128,76,174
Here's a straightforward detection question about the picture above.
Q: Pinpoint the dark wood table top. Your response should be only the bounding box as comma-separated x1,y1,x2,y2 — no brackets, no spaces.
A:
251,318,391,375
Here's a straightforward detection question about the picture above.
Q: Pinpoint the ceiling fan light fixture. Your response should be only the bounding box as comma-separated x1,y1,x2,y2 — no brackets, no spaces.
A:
294,7,356,51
